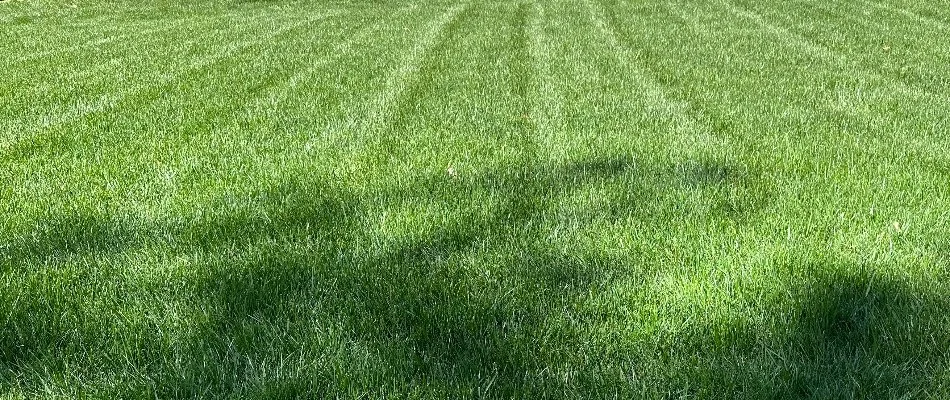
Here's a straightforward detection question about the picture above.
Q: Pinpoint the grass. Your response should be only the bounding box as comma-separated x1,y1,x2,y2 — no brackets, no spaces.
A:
2,0,949,397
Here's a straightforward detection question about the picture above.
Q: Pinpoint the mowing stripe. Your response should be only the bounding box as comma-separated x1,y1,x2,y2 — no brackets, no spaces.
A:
526,0,564,160
807,1,927,38
665,1,948,159
1,9,283,89
0,15,365,236
319,1,471,174
762,0,950,89
713,0,949,102
582,0,731,159
713,1,848,64
0,10,288,141
7,12,282,85
0,15,124,55
172,13,331,77
7,20,164,66
7,13,218,68
100,15,380,163
0,10,344,159
188,5,422,159
0,12,280,141
0,11,249,88
506,1,538,160
859,0,950,30
139,6,432,191
253,5,421,112
2,4,186,44
359,2,472,138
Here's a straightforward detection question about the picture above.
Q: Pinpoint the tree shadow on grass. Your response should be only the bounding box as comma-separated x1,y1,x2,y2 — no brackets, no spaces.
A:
0,155,782,397
170,156,768,397
170,157,669,396
0,215,138,270
788,268,950,398
673,264,950,398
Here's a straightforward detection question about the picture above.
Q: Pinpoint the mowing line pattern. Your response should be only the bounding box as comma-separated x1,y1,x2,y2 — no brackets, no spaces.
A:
257,5,421,112
0,11,282,124
359,3,471,139
526,1,565,160
1,10,344,159
583,0,739,162
7,14,208,68
860,0,950,30
2,0,949,397
714,0,947,102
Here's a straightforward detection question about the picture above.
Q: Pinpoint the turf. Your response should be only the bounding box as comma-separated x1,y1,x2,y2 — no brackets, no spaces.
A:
2,0,950,397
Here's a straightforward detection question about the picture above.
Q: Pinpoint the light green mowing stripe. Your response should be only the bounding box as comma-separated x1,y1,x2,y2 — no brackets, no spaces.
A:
0,11,284,130
232,1,473,176
0,10,344,159
0,10,294,136
4,11,244,70
0,13,392,230
1,0,344,66
672,0,950,161
0,12,380,234
724,0,950,97
346,2,472,169
582,0,745,165
235,4,455,173
248,5,421,112
0,5,436,225
711,0,948,103
190,4,423,162
860,0,950,29
526,0,565,163
362,0,539,173
93,6,428,209
0,3,182,53
527,0,665,163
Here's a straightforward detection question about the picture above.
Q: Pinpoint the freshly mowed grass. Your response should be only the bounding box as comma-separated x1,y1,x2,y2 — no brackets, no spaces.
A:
2,0,950,397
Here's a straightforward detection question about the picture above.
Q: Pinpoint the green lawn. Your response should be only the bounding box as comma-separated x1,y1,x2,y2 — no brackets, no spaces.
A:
2,0,950,397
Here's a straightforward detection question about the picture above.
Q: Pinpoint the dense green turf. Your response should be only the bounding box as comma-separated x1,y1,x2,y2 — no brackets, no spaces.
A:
2,0,949,397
